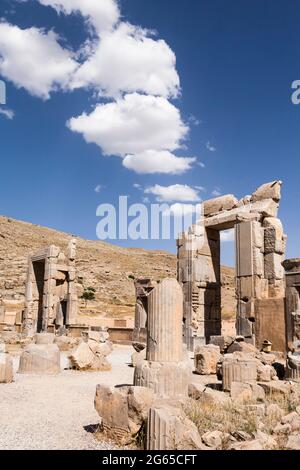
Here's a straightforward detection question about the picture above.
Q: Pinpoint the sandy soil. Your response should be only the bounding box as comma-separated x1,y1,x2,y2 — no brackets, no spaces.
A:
0,346,134,450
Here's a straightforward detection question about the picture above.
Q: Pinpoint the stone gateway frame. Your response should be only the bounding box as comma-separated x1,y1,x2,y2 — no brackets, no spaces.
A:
23,240,77,335
177,181,287,352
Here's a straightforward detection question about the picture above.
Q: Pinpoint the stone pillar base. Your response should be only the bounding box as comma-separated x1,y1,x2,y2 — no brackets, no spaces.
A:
222,356,257,392
134,360,191,399
0,353,13,383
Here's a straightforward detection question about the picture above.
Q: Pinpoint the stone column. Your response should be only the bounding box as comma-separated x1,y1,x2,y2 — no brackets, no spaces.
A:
283,259,300,381
147,279,183,362
134,279,191,399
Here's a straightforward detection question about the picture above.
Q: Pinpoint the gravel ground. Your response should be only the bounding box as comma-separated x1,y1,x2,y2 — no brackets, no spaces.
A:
0,345,134,450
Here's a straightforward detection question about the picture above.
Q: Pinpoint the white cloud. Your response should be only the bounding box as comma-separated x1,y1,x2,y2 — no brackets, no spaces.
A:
123,150,195,175
2,1,199,176
167,203,199,217
212,188,221,197
0,23,77,99
94,184,103,193
71,23,179,98
197,161,206,168
0,107,14,119
37,0,120,34
68,93,189,159
133,183,142,189
145,184,201,202
220,229,235,242
206,141,216,152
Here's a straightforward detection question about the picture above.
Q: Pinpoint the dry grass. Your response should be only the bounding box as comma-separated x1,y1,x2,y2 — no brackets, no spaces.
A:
184,389,300,450
184,398,258,437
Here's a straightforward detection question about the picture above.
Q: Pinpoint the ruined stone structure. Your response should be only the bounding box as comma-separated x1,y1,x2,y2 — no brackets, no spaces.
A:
177,181,287,352
23,240,77,335
132,278,155,349
283,259,300,381
134,278,190,399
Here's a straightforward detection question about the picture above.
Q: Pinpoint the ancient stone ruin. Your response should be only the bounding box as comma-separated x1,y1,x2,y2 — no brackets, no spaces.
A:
23,240,77,335
283,259,300,381
177,181,286,352
134,278,191,399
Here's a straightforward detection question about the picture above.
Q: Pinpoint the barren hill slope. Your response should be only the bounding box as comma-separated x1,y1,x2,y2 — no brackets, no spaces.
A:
0,216,236,323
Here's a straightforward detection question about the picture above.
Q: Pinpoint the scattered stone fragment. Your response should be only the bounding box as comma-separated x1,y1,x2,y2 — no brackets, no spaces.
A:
201,430,223,449
273,423,292,435
188,382,206,400
255,430,277,450
18,343,60,375
147,405,203,450
230,382,253,402
194,344,221,375
285,434,300,450
229,440,263,450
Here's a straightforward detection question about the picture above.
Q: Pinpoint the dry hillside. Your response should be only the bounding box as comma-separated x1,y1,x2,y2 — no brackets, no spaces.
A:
0,216,236,323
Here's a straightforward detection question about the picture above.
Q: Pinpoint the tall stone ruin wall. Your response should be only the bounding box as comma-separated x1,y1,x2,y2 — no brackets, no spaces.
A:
178,181,287,352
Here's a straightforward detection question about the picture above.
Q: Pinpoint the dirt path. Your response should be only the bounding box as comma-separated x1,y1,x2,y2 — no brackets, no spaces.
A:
0,346,134,450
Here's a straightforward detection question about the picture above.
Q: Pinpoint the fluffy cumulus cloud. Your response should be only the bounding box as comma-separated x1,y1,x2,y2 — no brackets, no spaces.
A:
145,184,201,202
123,150,195,175
0,23,77,99
71,22,179,98
68,92,189,155
0,0,198,174
37,0,120,33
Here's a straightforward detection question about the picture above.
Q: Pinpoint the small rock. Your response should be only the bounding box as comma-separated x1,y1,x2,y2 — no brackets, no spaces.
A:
244,404,265,418
285,434,300,450
231,430,252,442
265,403,284,420
256,430,277,450
194,344,221,375
273,423,292,435
257,364,276,382
230,382,252,402
188,382,206,400
282,411,299,425
258,381,291,397
201,430,223,449
229,439,263,450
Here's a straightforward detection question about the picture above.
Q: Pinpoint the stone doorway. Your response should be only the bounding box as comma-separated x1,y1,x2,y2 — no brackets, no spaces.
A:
178,181,287,352
32,259,46,333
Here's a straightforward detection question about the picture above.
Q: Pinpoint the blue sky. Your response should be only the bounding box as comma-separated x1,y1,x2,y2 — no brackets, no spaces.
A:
0,0,299,266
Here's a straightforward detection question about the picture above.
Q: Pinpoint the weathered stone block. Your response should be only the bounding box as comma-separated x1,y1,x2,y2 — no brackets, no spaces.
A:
222,354,257,392
35,333,55,345
147,406,203,450
264,253,284,280
230,382,253,402
18,343,60,375
203,194,239,216
95,385,154,440
251,181,282,203
194,344,221,375
134,360,191,399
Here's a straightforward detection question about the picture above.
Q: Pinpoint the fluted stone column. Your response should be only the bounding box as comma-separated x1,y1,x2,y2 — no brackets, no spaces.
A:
222,355,257,392
147,279,183,362
134,279,191,399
